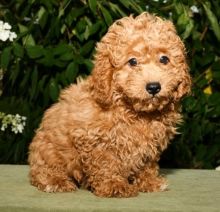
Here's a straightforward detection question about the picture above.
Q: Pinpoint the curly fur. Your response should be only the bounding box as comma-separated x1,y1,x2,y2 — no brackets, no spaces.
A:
28,13,191,197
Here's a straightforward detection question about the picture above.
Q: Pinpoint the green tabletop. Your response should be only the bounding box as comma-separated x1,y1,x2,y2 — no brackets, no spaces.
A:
0,165,219,212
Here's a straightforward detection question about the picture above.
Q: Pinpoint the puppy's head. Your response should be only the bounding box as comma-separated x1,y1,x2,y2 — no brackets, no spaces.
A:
91,13,191,112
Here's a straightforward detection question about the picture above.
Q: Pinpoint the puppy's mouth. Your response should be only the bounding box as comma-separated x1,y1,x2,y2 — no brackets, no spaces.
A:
118,83,179,113
122,93,172,113
134,95,171,112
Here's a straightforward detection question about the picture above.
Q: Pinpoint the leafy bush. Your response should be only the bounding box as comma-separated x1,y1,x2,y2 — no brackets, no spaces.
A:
0,0,219,168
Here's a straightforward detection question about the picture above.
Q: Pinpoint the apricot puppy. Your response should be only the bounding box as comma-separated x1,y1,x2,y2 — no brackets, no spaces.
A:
28,13,191,197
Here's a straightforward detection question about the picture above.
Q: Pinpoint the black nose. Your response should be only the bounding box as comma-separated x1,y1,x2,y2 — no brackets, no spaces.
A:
146,82,161,95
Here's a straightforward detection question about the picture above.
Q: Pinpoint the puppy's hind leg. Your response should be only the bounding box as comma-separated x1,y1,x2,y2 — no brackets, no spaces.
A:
29,164,77,192
28,133,80,193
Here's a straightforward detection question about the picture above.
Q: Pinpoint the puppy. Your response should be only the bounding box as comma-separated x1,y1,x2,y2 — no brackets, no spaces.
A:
28,13,191,197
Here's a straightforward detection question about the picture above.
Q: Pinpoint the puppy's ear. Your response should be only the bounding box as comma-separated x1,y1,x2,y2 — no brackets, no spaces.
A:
175,63,192,100
90,16,133,107
90,43,114,107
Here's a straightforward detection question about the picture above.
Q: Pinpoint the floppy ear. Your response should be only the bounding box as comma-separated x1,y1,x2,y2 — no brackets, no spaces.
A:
90,44,114,107
175,63,192,100
90,17,130,107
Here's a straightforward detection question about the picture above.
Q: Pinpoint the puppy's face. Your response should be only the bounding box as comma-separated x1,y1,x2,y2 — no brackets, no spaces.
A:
113,40,188,112
92,13,191,112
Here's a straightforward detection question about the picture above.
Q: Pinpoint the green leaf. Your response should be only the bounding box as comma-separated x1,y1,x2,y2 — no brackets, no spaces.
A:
37,50,55,67
59,52,73,61
20,69,31,89
84,25,90,40
99,5,113,26
13,43,24,58
18,23,28,33
174,1,184,15
202,2,220,41
29,67,38,100
182,19,194,39
182,96,197,113
80,40,95,56
26,45,44,59
84,59,94,72
129,1,143,13
88,21,102,37
1,47,12,69
88,0,97,14
75,19,87,34
46,17,61,40
177,12,190,27
49,78,59,101
209,93,220,106
9,60,20,87
53,44,73,62
118,0,130,9
38,75,48,92
73,54,84,64
212,61,220,72
65,7,86,26
56,72,68,86
37,6,48,29
18,24,36,46
118,0,143,13
54,60,67,68
109,2,127,17
58,8,64,18
53,43,72,56
65,62,79,83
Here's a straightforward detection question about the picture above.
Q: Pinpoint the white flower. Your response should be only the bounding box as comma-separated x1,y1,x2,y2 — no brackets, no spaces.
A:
15,114,20,118
0,20,17,42
3,22,12,30
190,5,199,14
9,32,17,41
17,124,24,133
0,113,26,134
0,30,10,41
216,166,220,171
22,116,27,121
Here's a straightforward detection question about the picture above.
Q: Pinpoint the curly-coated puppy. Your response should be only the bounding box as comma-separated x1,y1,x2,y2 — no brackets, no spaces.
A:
28,13,191,197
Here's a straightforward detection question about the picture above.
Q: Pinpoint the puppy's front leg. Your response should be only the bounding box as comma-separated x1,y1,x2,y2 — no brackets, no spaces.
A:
84,149,138,198
134,162,168,193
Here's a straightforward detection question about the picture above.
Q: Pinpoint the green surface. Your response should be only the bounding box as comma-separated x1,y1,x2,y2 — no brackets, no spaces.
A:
0,165,220,212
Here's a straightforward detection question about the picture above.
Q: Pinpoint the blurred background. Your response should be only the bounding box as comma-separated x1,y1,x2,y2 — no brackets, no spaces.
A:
0,0,219,169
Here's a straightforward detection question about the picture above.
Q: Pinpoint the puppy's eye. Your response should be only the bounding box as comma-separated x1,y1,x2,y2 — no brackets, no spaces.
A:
160,56,170,65
128,58,138,66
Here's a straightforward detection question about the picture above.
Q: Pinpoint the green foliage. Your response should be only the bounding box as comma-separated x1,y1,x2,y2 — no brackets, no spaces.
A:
0,0,219,168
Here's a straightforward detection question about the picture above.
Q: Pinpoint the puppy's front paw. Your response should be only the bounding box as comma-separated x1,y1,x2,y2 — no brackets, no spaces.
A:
159,180,168,191
93,179,138,198
34,179,77,193
138,176,168,193
43,180,77,192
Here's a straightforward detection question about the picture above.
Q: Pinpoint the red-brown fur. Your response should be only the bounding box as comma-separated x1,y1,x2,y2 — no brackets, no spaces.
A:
28,13,191,197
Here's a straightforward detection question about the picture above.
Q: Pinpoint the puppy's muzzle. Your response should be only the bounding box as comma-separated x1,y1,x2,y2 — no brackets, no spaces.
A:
146,82,161,95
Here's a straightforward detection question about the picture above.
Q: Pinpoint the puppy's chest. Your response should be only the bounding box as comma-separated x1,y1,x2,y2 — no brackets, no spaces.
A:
111,119,172,159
